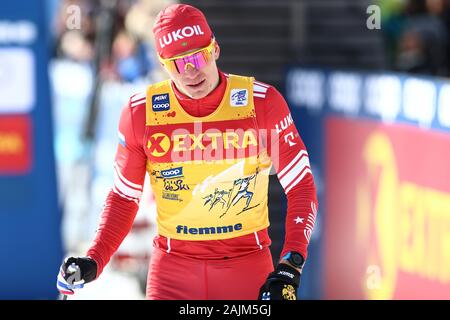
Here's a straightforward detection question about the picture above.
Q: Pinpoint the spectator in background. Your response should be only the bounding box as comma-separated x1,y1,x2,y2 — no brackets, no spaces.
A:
395,0,449,75
50,1,99,251
59,30,94,62
53,0,97,58
124,0,176,81
430,0,450,75
50,30,95,252
52,0,168,82
113,31,141,82
380,0,408,72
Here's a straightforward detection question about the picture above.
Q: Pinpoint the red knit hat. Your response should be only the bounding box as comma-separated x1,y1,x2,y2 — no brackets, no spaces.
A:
153,4,213,59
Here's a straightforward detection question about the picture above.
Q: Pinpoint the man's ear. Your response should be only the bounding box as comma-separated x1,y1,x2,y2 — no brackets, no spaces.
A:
214,42,220,60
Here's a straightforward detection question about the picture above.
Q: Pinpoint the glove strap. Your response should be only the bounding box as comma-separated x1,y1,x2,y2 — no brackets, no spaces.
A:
269,263,301,287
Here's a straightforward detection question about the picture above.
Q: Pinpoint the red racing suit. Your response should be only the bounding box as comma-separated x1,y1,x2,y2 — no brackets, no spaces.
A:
86,71,318,299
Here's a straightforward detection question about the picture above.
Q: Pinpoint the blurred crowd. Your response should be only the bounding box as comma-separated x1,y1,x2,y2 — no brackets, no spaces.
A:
52,0,174,82
382,0,450,76
49,0,174,269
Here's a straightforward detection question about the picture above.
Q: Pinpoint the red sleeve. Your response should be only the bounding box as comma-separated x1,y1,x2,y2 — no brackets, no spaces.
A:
86,94,147,277
254,81,318,261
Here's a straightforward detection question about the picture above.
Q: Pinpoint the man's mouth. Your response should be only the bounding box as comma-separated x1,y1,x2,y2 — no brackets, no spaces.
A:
187,79,206,88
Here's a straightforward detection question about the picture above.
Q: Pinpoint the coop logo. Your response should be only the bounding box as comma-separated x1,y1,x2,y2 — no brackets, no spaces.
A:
230,89,248,107
158,25,205,49
161,167,183,179
152,94,170,112
358,131,450,300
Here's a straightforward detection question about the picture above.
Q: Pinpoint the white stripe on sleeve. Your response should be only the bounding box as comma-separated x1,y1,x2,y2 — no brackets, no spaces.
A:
278,150,308,178
131,92,146,102
114,162,143,190
113,171,143,199
279,155,310,190
285,168,312,194
112,186,139,204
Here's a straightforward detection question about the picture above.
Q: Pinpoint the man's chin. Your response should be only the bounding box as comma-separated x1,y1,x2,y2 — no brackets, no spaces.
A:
185,88,208,99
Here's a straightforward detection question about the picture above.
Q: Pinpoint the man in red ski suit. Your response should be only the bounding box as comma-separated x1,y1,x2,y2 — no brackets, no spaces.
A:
57,3,318,300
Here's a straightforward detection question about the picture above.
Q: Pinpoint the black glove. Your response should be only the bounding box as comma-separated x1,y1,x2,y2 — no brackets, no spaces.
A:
258,263,301,300
57,257,97,295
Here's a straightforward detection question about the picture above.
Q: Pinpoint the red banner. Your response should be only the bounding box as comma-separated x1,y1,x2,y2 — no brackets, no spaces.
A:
324,117,450,299
0,116,32,174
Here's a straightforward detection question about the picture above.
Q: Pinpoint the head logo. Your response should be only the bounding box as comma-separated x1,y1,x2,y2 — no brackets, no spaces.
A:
158,25,204,49
152,94,170,112
230,89,248,107
147,133,170,157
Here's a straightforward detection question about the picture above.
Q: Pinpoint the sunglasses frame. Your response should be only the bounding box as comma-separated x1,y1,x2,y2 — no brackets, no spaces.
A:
159,39,216,74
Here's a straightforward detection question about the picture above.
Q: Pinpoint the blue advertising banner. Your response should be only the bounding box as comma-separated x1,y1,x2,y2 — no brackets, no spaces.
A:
0,1,62,299
286,67,450,299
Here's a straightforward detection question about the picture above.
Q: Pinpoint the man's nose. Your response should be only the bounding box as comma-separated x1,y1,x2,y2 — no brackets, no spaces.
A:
184,62,196,72
183,64,199,77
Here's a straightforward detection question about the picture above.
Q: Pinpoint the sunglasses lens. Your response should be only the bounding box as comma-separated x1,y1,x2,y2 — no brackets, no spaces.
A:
174,50,209,74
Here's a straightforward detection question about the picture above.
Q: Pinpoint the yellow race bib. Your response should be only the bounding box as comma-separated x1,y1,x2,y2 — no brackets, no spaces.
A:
145,75,271,240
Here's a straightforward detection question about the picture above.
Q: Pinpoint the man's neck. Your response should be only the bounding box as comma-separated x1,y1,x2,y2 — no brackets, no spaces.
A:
176,70,221,99
171,70,227,118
